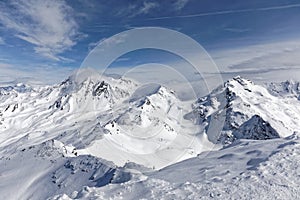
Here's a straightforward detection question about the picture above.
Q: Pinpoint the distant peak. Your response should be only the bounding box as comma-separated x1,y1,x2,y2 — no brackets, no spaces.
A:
227,76,253,86
67,68,102,86
222,76,255,95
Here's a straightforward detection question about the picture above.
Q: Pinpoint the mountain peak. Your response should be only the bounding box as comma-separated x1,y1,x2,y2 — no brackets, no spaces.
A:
225,76,254,91
67,68,103,87
191,76,300,145
267,80,300,99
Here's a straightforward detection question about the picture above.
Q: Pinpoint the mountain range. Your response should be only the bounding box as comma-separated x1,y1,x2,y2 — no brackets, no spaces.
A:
1,70,299,199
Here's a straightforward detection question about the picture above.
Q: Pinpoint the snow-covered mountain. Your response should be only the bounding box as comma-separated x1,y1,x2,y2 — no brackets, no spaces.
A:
189,76,300,144
0,69,212,171
1,71,300,199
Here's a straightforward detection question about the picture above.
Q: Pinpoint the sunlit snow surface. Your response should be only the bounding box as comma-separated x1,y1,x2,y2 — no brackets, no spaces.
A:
0,73,300,199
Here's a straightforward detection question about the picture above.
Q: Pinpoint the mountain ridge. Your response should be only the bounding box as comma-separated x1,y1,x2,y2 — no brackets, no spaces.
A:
1,73,300,199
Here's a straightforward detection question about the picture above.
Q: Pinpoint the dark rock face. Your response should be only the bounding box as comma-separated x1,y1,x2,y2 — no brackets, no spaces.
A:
93,81,110,98
233,115,280,140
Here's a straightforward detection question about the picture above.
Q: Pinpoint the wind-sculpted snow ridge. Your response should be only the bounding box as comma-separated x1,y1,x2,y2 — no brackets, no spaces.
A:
51,133,300,200
1,73,300,199
0,140,132,199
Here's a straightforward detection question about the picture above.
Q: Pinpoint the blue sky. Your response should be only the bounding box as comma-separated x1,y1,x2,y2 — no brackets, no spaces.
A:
0,0,300,86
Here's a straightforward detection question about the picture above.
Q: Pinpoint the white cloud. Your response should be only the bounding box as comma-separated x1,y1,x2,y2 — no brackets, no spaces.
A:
118,1,159,17
101,38,300,99
88,40,102,52
0,63,12,68
120,0,188,17
0,0,80,61
173,0,190,10
147,3,300,20
88,33,128,53
0,62,73,86
223,27,250,33
138,1,158,15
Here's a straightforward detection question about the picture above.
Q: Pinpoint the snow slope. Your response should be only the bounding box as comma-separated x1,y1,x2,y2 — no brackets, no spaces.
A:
1,71,300,199
0,140,132,199
81,83,211,169
0,69,212,170
59,133,300,200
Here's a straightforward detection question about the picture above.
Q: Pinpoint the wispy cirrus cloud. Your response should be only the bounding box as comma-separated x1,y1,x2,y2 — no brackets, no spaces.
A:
146,3,300,20
223,27,250,33
0,61,73,86
138,1,158,15
0,0,81,61
117,1,159,18
119,0,189,18
173,0,190,11
88,34,127,52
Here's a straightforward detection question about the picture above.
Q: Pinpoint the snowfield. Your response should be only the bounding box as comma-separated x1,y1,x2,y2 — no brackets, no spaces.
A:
0,70,300,199
54,134,300,200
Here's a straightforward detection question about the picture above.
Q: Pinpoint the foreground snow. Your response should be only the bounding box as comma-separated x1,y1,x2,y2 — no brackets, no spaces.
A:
53,133,300,200
1,132,299,199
